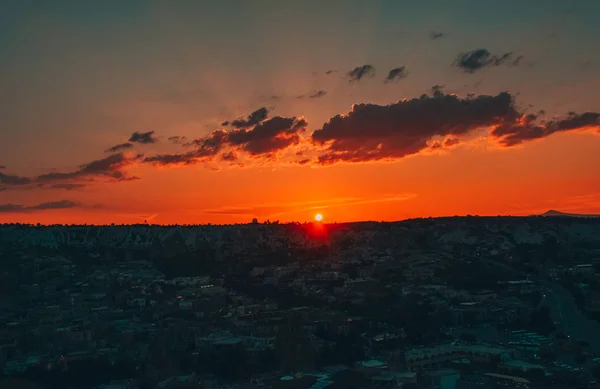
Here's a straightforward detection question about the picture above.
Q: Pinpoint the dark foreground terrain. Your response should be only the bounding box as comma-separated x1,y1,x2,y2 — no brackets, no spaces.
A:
1,216,600,389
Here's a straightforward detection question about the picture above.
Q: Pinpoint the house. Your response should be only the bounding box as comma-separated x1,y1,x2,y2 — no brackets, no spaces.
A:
179,300,193,310
128,298,146,308
405,345,512,371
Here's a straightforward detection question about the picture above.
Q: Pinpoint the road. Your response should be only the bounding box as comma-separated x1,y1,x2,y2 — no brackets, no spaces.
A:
481,257,600,355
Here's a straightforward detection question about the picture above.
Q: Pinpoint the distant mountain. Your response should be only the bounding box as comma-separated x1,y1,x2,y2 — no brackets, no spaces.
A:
540,209,600,218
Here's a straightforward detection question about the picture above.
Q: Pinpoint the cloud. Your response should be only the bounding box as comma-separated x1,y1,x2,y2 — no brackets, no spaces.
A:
0,165,5,169
220,151,238,162
325,69,338,75
346,65,375,82
105,142,134,153
492,111,600,146
225,116,308,155
443,137,460,147
0,200,80,213
308,90,327,99
145,115,308,166
227,107,269,129
48,183,87,191
311,87,599,165
384,67,408,83
143,152,200,166
36,153,142,185
200,194,416,217
430,137,460,149
1,152,143,192
168,136,187,144
0,172,32,186
455,49,516,73
129,131,158,144
511,55,524,66
430,31,445,40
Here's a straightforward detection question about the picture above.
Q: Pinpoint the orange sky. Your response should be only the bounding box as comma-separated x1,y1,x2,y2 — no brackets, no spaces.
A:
1,1,600,224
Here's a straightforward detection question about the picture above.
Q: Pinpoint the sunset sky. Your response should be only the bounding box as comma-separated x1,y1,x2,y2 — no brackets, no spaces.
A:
1,0,600,225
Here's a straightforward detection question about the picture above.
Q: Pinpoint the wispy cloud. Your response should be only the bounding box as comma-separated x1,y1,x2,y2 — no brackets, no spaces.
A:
0,153,143,191
114,213,159,223
384,66,408,83
106,142,134,153
197,194,416,218
0,200,82,213
129,131,158,144
455,49,518,73
308,89,327,99
346,65,376,82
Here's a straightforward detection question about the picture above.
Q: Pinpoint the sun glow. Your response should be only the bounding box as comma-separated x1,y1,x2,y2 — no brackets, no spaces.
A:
315,213,323,222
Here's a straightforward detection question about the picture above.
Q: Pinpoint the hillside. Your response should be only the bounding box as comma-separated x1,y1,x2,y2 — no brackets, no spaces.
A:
540,210,600,218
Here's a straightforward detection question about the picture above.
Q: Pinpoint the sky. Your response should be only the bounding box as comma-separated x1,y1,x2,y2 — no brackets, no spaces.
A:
1,0,600,225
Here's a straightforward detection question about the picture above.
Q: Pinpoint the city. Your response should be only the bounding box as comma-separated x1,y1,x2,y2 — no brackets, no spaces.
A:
1,215,600,388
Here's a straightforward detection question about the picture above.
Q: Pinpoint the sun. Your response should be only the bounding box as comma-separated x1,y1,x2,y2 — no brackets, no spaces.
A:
315,213,323,222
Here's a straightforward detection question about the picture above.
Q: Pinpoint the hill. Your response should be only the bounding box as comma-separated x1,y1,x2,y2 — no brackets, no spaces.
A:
540,209,600,218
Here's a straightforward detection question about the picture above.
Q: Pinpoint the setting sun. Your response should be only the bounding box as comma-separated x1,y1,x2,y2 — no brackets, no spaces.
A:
315,213,323,222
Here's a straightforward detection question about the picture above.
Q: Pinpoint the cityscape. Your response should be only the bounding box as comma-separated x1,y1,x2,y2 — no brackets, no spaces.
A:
2,214,600,388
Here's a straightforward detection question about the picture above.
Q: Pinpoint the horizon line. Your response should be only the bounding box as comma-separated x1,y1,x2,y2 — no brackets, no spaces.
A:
2,212,599,227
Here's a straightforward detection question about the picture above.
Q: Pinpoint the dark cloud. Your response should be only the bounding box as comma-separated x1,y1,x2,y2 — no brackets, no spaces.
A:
0,172,32,186
227,116,308,155
129,131,158,144
311,88,599,164
168,136,187,144
455,49,515,73
346,65,375,82
220,151,238,162
144,116,308,166
0,200,80,213
325,69,337,75
36,153,142,185
0,165,5,169
430,31,445,40
512,55,524,66
430,137,460,149
308,90,327,99
298,159,310,165
228,107,269,129
105,142,133,153
187,130,228,157
384,67,408,83
492,111,600,146
444,137,460,147
48,183,86,191
431,85,445,96
143,152,199,166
